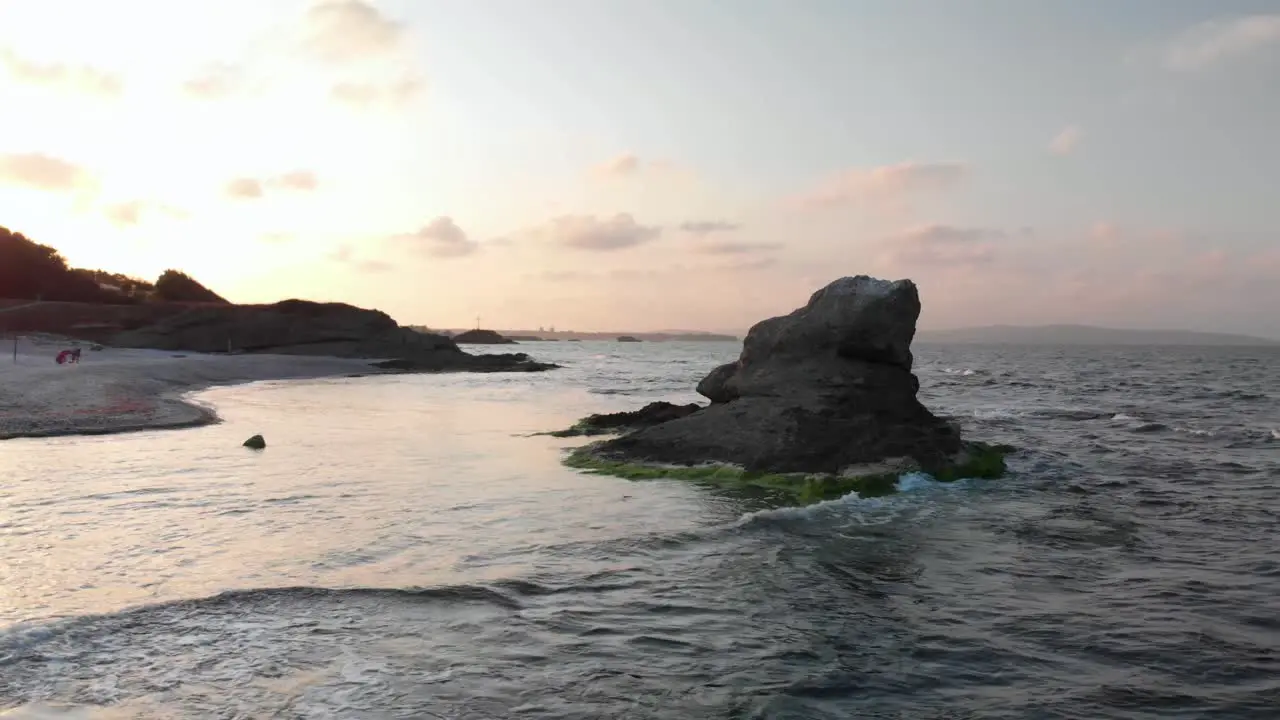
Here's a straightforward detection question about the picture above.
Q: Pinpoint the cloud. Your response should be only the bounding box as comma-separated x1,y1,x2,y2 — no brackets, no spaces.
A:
225,171,319,199
0,153,92,192
394,217,479,258
1049,125,1082,156
593,154,641,178
1163,14,1280,71
791,162,968,211
224,177,264,199
302,0,403,63
0,48,122,96
104,201,144,226
101,200,187,227
270,170,319,191
182,64,245,99
692,241,782,255
679,220,741,235
880,224,1004,267
528,269,596,282
712,257,778,272
329,243,392,273
535,213,662,251
260,232,293,244
330,77,422,107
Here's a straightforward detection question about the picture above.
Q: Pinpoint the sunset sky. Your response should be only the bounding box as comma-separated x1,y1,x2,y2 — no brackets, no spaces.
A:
1,1,1277,335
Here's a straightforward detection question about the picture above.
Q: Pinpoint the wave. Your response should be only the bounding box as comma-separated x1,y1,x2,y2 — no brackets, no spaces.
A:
0,583,530,660
734,472,971,528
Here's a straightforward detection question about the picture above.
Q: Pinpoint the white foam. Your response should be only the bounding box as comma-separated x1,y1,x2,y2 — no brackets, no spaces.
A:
1174,426,1215,437
733,471,968,526
1111,413,1137,422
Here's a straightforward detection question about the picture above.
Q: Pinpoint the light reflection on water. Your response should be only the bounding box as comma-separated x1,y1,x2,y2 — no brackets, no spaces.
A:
0,368,736,626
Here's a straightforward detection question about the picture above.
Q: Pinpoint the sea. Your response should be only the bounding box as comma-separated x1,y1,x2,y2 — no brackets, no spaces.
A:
1,340,1278,719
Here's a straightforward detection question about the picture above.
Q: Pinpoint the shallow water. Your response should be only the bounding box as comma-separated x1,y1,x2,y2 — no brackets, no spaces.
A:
1,341,1278,718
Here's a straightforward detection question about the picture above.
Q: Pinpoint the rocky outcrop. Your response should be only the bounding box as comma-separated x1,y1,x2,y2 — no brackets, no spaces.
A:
576,276,995,479
453,329,516,344
616,336,641,343
549,401,702,437
110,299,555,373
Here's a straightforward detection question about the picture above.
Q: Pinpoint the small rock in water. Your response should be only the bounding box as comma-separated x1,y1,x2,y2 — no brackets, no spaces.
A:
243,434,266,449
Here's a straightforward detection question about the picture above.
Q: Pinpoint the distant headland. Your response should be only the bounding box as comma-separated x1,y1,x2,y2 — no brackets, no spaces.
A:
916,324,1280,347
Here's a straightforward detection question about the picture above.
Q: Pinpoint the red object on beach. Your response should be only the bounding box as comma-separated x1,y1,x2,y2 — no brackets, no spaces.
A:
56,349,72,365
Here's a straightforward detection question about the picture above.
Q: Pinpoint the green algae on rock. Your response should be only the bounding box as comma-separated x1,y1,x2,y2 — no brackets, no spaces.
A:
563,440,1011,506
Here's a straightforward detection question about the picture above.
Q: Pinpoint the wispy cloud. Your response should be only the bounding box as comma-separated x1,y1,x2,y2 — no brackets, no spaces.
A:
1163,14,1280,71
790,162,968,211
1049,125,1082,156
535,213,662,251
692,241,782,255
301,0,403,64
329,243,392,273
225,177,265,200
0,48,121,96
182,64,246,100
0,153,92,192
393,217,479,258
592,154,641,178
331,77,422,108
270,170,319,192
679,220,741,235
225,171,319,199
101,200,187,227
880,224,1004,267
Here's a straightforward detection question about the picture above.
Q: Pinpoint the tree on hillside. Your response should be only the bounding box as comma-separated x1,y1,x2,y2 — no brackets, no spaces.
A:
154,269,229,304
0,225,136,303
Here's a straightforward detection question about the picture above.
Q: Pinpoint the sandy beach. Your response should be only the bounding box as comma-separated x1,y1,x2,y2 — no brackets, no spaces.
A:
0,335,387,440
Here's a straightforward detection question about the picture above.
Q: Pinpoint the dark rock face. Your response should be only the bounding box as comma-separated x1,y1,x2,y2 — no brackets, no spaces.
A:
110,300,553,373
453,329,515,344
590,276,964,474
243,434,266,449
616,336,641,343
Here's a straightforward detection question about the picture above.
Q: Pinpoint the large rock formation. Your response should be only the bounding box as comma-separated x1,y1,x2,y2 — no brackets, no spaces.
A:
582,276,977,476
110,299,555,373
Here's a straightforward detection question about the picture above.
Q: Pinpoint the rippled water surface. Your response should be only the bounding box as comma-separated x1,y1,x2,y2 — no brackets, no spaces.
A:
2,341,1278,718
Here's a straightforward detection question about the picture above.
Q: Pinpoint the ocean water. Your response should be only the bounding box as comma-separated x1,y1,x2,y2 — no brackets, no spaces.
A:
1,340,1278,719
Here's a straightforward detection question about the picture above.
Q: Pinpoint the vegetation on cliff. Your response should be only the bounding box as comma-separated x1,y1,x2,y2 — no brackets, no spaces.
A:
0,225,226,304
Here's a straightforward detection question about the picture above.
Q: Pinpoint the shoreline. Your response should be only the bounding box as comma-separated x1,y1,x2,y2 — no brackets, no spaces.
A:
0,337,402,442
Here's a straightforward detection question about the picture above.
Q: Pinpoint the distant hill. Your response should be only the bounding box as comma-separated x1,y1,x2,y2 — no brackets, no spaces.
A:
916,324,1280,347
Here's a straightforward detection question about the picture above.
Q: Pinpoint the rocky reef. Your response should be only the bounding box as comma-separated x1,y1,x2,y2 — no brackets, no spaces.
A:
561,275,1008,503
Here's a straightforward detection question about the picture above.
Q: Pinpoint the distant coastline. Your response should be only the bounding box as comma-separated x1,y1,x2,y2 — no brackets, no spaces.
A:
915,324,1280,347
423,328,739,343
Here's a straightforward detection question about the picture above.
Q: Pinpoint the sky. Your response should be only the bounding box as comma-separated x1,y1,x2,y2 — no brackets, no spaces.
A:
1,0,1278,336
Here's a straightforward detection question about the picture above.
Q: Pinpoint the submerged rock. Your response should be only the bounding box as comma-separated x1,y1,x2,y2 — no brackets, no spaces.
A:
548,401,702,437
243,434,266,449
570,275,1004,489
